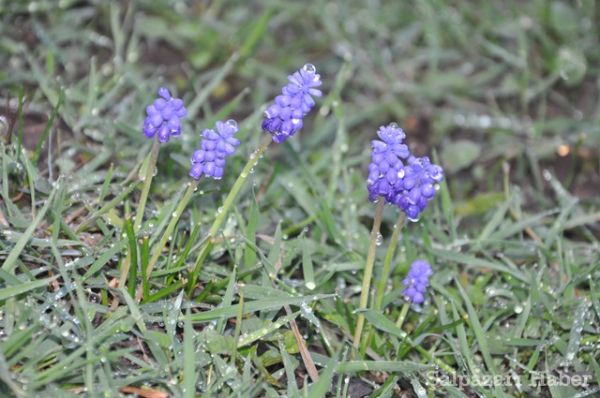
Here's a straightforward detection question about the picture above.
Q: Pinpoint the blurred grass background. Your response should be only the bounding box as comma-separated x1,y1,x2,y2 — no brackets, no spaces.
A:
0,1,599,397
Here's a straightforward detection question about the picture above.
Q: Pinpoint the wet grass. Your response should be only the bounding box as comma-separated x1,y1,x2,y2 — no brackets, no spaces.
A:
0,1,599,397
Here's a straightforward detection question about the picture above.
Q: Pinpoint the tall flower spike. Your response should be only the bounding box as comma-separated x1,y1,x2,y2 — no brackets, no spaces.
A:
262,63,322,143
143,87,188,143
390,155,444,221
367,123,411,203
189,120,240,180
402,259,432,304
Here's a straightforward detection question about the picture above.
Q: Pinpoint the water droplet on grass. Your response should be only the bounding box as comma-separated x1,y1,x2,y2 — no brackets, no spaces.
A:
514,304,524,314
542,169,553,181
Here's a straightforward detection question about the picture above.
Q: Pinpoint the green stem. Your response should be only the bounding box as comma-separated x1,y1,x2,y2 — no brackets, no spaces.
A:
145,180,198,281
186,135,272,295
352,199,385,349
134,140,160,231
361,213,405,353
395,302,410,329
374,213,405,311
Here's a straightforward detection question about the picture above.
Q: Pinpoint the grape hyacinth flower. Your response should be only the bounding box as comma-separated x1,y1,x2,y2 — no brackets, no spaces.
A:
135,87,188,232
390,155,444,221
367,123,411,202
402,259,433,304
143,87,188,143
143,120,239,298
189,120,240,180
355,122,444,350
186,68,324,381
188,67,321,295
262,64,322,143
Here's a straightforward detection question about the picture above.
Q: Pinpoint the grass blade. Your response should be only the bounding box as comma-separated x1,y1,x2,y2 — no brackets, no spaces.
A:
3,188,56,272
0,276,56,301
183,308,196,398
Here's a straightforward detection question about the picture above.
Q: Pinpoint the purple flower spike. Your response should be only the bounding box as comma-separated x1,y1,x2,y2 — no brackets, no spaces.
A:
390,155,444,221
143,87,188,143
262,63,322,143
189,120,240,180
402,259,433,304
367,123,410,203
366,122,444,221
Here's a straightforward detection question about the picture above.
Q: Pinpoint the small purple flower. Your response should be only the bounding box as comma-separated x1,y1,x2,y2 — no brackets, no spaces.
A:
367,123,410,202
262,63,322,143
143,87,188,143
366,122,444,221
402,259,432,304
390,156,444,221
189,120,240,180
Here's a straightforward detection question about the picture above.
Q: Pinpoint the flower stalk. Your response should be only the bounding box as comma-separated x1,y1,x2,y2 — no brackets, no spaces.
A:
374,213,405,311
186,135,272,295
395,302,410,328
143,180,198,283
134,140,160,231
352,198,385,348
361,212,405,353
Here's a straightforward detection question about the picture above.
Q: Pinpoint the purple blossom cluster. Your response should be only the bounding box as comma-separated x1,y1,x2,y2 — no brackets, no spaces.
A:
367,123,444,221
142,64,323,183
367,124,410,201
189,120,240,180
390,156,444,220
143,88,187,143
402,259,432,304
262,64,322,143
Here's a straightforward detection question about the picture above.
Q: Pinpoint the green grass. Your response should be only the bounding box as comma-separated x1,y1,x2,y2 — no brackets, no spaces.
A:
1,1,599,397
